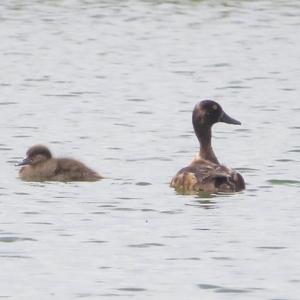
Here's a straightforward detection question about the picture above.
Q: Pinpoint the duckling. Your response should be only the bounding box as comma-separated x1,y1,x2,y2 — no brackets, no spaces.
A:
171,100,245,194
17,145,103,182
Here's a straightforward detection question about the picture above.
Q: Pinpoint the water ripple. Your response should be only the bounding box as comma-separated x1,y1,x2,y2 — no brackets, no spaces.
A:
256,246,286,250
0,102,17,106
0,237,37,243
128,243,165,248
197,284,252,294
267,179,300,186
135,182,152,186
117,288,147,292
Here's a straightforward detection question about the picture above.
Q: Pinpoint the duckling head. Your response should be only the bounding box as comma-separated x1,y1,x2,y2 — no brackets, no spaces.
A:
193,100,241,127
17,145,52,166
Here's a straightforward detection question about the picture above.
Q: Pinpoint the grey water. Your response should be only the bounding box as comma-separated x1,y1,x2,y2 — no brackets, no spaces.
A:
0,0,300,299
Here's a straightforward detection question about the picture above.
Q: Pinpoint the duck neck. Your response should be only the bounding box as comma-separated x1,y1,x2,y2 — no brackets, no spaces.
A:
193,124,219,164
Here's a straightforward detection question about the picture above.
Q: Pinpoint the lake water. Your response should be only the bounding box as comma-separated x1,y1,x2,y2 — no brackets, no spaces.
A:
0,0,300,299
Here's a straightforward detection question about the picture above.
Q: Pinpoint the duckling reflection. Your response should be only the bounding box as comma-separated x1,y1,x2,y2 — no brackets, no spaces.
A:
171,100,245,194
17,145,102,182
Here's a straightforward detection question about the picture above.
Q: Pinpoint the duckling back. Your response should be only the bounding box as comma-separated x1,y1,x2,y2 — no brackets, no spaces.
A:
53,158,102,182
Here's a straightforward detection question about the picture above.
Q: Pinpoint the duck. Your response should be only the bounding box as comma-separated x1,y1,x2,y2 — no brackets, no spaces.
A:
16,144,103,182
170,100,245,194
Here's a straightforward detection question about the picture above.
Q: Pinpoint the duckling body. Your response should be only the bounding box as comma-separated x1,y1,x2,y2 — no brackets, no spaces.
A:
171,100,245,194
17,145,102,182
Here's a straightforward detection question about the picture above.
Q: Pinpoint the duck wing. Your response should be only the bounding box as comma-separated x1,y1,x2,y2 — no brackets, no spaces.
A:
171,161,244,193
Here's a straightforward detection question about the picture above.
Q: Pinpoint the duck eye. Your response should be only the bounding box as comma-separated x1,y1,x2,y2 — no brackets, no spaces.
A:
212,104,218,110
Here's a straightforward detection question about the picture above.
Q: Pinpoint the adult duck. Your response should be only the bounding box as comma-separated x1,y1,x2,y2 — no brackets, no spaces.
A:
171,100,245,194
17,145,102,182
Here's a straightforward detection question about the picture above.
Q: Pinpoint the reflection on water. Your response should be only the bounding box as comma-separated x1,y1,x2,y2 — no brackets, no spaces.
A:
0,0,300,299
187,199,218,209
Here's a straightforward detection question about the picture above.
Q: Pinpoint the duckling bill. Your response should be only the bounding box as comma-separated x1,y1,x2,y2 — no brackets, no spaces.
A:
171,100,245,194
17,145,103,182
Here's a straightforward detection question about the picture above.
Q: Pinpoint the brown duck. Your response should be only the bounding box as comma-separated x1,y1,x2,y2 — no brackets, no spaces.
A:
17,145,103,182
171,100,245,194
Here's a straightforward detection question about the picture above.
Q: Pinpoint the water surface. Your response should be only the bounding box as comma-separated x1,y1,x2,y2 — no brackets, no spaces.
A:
0,0,300,299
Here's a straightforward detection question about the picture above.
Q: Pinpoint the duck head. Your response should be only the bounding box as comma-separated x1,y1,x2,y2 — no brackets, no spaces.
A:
17,145,52,166
193,100,241,128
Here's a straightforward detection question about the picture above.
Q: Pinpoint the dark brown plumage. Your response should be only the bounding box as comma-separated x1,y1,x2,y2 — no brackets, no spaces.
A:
17,145,103,182
171,100,245,194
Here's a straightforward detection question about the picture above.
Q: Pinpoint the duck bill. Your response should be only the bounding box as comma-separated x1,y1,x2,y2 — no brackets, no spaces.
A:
16,157,32,166
219,112,241,125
